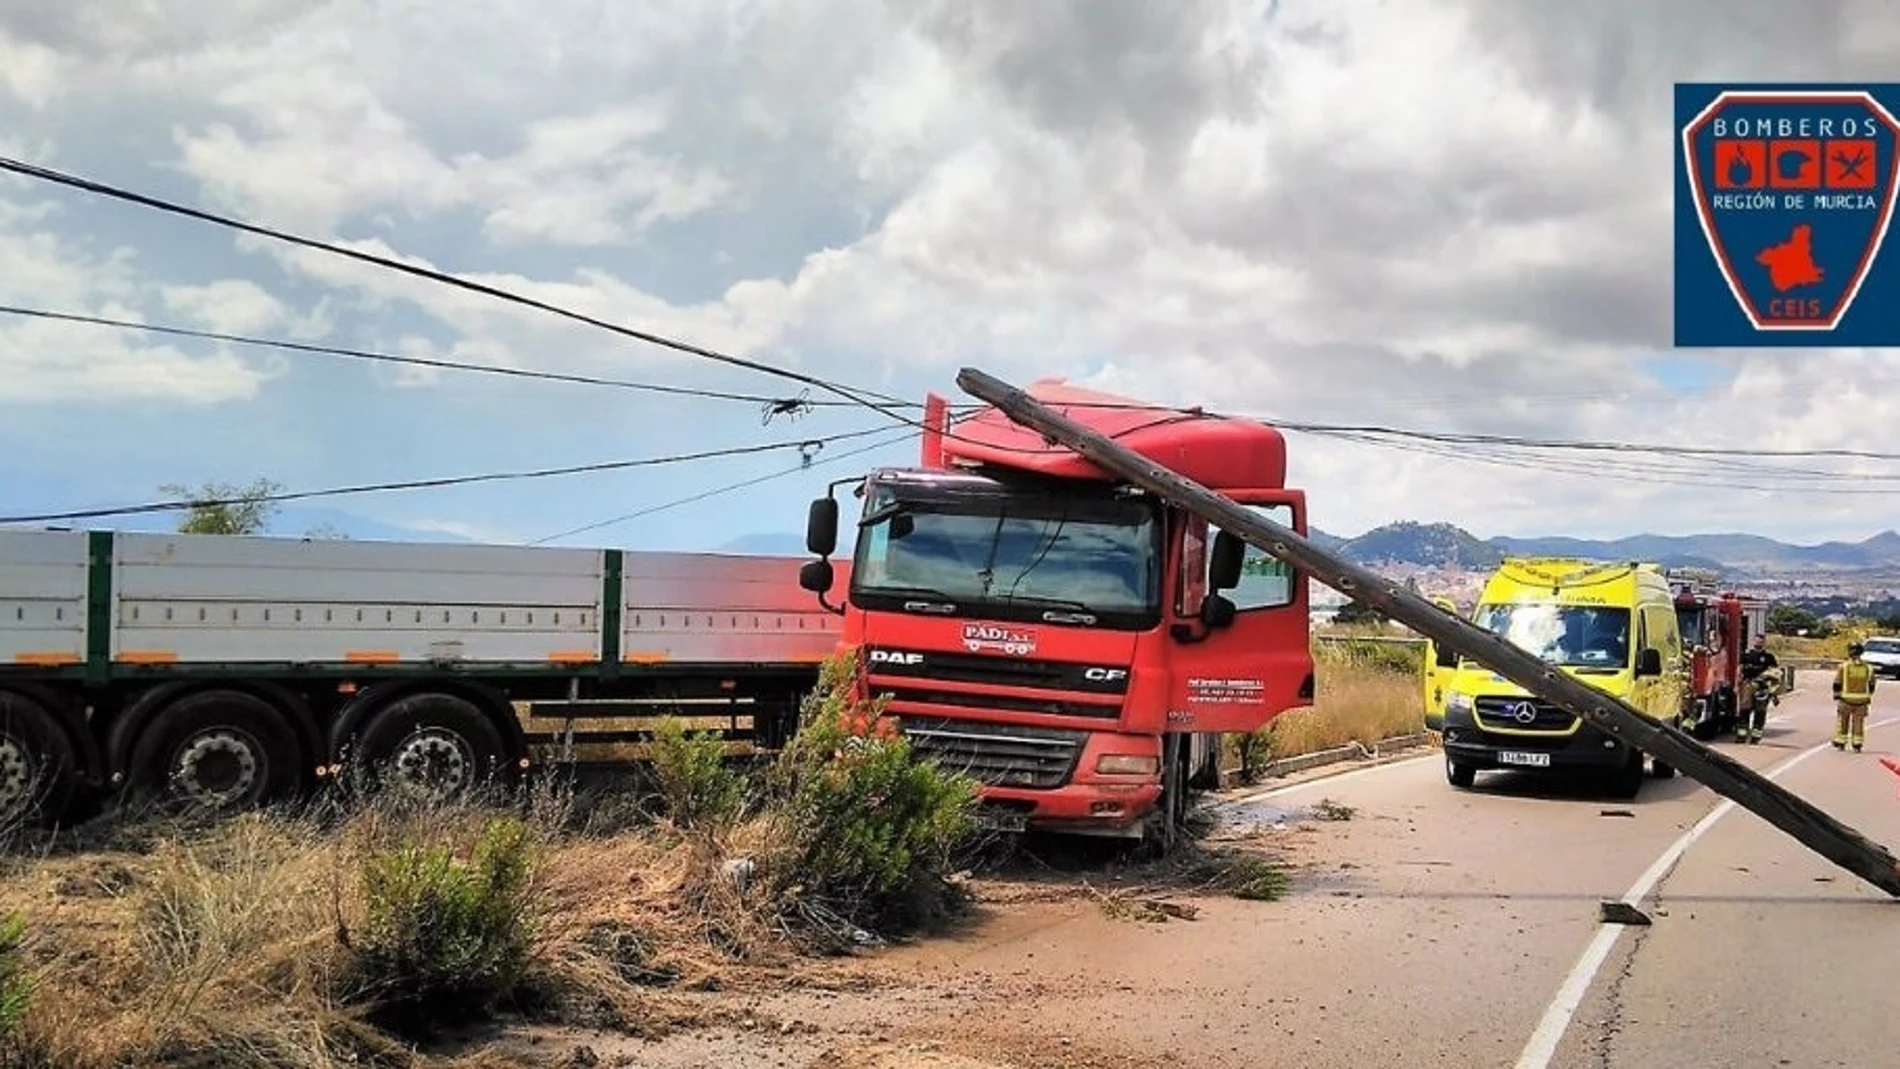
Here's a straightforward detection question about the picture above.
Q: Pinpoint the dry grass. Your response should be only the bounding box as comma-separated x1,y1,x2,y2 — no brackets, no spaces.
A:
1770,630,1877,663
1261,641,1424,760
0,782,838,1069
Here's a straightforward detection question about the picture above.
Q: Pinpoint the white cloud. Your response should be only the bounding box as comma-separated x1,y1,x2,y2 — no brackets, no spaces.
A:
3,0,1900,546
159,279,292,335
0,207,271,404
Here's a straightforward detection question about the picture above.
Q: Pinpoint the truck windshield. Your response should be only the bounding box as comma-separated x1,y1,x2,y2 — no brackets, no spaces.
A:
1470,603,1632,668
850,485,1161,629
1864,639,1900,654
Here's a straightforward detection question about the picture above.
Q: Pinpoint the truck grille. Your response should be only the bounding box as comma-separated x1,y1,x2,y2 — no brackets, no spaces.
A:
1474,697,1578,733
864,646,1127,720
897,717,1086,790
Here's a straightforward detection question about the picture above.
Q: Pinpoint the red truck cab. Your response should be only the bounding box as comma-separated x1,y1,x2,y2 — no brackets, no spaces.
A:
797,380,1314,843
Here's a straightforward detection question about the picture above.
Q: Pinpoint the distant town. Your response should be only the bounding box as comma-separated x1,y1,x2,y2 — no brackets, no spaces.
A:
1305,520,1900,628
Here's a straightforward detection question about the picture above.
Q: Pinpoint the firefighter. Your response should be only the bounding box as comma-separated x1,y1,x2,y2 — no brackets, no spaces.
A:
1737,634,1779,743
1832,642,1876,752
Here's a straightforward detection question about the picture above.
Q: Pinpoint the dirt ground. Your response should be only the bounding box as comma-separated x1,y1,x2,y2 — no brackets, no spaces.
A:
457,781,1359,1069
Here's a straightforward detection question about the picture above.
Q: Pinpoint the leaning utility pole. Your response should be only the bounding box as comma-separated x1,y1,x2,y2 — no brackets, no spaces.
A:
955,367,1900,899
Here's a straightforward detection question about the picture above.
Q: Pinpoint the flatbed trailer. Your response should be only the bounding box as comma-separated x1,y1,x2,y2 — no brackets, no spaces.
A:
0,528,841,826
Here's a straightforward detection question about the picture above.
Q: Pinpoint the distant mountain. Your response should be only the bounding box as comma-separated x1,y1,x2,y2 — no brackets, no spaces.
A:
18,506,477,545
1331,522,1900,576
1336,521,1504,569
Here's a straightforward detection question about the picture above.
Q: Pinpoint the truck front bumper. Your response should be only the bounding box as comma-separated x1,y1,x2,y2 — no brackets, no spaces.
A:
1440,705,1633,771
897,717,1166,838
976,780,1163,838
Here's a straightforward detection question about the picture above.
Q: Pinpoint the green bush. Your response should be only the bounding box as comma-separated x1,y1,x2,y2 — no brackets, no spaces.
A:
1234,725,1275,785
349,816,537,1025
0,911,29,1045
648,715,746,830
766,651,981,936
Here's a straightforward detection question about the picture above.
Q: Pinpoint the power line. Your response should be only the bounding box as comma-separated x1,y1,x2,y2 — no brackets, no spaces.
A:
1304,428,1900,496
529,425,925,545
0,154,934,425
0,303,853,418
1276,420,1900,463
0,155,1120,459
9,157,1891,481
0,426,893,525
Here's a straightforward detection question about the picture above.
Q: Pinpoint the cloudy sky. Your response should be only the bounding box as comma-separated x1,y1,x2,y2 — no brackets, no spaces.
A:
4,0,1900,554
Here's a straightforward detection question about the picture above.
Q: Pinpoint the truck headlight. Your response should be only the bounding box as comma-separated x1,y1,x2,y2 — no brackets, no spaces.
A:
1446,691,1474,714
1096,754,1161,776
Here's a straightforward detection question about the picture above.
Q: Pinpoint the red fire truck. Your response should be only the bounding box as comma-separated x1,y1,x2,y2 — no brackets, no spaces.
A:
798,380,1316,845
1668,569,1771,740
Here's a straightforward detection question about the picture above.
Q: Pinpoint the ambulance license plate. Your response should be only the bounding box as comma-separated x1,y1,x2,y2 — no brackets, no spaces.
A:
1498,751,1551,767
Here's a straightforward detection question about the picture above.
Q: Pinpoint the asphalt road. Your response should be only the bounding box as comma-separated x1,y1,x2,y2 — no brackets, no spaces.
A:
558,670,1900,1068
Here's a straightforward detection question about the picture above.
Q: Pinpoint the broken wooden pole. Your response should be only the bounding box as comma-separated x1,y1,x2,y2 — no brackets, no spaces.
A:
954,366,1900,899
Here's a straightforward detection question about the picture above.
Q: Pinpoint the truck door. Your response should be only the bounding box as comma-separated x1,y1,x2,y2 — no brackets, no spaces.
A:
1166,492,1312,734
1420,596,1460,734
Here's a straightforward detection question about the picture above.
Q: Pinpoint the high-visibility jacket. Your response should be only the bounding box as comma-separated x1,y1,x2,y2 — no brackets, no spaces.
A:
1837,659,1875,704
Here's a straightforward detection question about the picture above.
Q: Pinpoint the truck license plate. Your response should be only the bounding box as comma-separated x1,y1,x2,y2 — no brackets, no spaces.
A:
974,806,1029,833
1498,751,1551,768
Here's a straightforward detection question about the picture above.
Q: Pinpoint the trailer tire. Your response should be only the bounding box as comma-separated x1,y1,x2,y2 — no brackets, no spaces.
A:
0,690,79,829
349,692,508,802
126,689,305,814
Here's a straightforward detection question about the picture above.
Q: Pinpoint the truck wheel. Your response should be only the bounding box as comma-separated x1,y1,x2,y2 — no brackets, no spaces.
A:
0,690,79,829
350,692,508,802
1651,759,1677,779
1445,754,1475,789
127,689,304,813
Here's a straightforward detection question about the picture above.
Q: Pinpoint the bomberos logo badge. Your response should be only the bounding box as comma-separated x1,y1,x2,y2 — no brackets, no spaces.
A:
1674,83,1900,346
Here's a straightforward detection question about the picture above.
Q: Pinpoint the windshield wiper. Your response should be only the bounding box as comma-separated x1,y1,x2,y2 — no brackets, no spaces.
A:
1001,594,1100,626
864,584,960,615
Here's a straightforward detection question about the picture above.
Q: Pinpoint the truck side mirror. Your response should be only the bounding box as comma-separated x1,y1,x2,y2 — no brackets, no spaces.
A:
806,497,839,556
1200,592,1237,629
1635,648,1662,677
1435,645,1459,669
1208,530,1245,590
798,558,835,594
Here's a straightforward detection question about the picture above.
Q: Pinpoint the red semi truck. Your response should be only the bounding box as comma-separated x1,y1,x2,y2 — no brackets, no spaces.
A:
797,380,1315,842
1668,569,1771,740
0,379,1314,844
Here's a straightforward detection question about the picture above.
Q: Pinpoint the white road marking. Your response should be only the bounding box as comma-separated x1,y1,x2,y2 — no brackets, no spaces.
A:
1513,712,1900,1069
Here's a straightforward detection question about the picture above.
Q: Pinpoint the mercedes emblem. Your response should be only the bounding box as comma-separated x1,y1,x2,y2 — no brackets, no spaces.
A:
1511,701,1538,725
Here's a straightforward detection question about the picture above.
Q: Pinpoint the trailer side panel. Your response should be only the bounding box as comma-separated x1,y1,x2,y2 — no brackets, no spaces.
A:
620,552,845,665
111,533,605,666
0,530,89,667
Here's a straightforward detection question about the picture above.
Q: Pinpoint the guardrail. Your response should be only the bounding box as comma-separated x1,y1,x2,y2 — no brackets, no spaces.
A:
1220,731,1434,788
1313,633,1426,648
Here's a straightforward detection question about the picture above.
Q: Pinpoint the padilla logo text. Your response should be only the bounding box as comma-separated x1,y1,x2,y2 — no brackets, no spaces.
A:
1674,85,1900,347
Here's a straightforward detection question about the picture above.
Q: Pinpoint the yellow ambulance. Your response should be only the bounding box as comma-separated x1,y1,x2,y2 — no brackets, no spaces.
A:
1432,558,1687,798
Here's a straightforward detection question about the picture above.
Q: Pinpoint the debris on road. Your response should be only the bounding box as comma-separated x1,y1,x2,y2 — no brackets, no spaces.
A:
1600,901,1653,926
1312,798,1356,821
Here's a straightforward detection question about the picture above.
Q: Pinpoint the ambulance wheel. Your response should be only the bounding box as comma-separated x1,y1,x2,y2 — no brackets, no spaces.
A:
1651,758,1676,779
1608,748,1646,799
1445,754,1475,789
